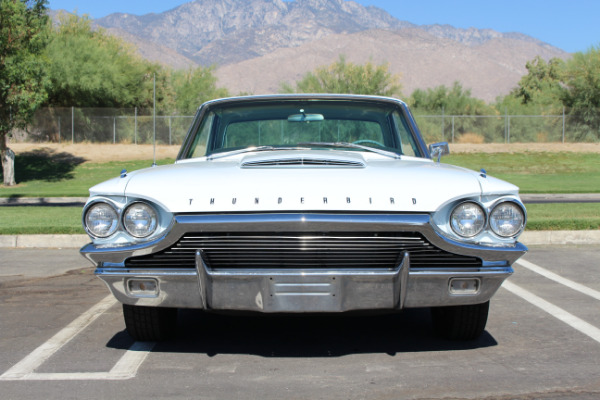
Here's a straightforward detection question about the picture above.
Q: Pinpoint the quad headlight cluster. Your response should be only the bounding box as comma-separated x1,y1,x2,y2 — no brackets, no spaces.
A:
450,200,525,239
84,201,158,239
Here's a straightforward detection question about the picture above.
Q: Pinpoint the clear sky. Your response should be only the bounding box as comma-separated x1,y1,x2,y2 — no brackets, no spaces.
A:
47,0,599,53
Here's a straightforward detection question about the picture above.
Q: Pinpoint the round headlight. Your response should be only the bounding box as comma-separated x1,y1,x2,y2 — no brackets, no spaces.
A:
450,202,486,238
85,202,118,238
490,202,525,237
123,202,158,238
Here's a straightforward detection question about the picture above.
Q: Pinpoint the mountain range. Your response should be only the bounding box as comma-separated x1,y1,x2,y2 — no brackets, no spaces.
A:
57,0,569,101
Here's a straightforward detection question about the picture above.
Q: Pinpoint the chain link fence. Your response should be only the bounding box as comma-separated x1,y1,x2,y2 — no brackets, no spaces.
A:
14,107,195,146
414,110,599,144
10,107,600,145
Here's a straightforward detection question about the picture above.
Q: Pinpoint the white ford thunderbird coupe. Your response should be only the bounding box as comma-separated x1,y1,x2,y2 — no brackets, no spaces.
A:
81,94,527,341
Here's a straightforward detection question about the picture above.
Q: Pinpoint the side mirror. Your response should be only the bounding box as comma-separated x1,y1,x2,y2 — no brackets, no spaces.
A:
428,142,450,162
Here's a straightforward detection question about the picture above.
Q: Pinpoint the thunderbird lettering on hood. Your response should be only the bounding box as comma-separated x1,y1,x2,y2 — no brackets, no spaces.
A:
89,152,518,214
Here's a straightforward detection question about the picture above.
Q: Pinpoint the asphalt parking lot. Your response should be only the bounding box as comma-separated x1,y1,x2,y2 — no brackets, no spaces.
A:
1,245,600,400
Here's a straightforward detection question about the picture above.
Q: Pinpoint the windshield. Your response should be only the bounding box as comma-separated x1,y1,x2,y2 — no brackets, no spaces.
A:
182,99,423,159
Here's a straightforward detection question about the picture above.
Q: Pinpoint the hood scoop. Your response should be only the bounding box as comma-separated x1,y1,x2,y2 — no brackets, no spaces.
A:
241,157,365,168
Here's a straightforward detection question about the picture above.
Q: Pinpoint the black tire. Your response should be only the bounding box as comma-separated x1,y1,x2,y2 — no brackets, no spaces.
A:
122,304,178,341
430,301,489,340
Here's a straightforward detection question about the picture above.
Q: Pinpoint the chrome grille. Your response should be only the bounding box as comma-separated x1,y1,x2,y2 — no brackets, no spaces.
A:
124,232,482,269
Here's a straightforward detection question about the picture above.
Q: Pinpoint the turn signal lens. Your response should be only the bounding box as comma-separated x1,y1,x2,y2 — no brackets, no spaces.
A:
127,279,159,297
450,202,485,238
449,278,480,294
123,202,158,238
490,202,525,237
85,203,118,238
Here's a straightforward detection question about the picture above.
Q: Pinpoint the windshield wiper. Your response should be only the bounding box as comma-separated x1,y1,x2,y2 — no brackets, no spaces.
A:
207,146,310,161
207,142,401,161
298,142,401,159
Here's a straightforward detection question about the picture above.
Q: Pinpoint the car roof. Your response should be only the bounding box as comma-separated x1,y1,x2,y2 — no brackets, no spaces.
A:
198,94,408,110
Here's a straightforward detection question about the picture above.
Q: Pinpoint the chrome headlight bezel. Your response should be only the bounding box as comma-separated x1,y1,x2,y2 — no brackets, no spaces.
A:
82,197,170,243
449,201,486,238
83,201,119,238
489,200,526,238
122,202,159,238
432,195,527,245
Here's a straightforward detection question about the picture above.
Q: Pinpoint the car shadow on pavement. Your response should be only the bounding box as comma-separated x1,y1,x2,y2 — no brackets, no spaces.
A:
106,308,498,356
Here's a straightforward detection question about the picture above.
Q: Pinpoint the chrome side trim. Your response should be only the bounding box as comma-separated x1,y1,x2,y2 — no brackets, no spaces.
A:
81,213,527,266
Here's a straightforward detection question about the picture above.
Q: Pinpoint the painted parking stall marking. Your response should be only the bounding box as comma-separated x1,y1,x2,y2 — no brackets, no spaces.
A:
516,258,600,301
502,259,600,344
0,295,155,381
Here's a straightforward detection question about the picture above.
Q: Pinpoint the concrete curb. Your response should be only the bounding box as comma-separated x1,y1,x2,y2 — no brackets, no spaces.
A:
0,235,89,249
520,230,600,246
1,231,599,249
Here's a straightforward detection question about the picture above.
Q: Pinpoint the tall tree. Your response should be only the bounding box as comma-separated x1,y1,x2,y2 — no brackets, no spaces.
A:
409,81,490,115
510,56,564,108
45,13,163,109
502,49,600,141
171,67,229,115
282,55,402,97
0,0,49,186
560,46,600,140
409,82,495,143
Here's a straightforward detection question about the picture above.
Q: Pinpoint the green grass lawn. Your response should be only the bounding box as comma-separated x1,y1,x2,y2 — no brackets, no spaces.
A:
525,203,600,230
0,206,84,234
0,158,174,198
444,152,600,193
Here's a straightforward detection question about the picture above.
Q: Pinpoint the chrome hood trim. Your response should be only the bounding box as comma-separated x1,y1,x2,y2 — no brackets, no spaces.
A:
241,157,365,168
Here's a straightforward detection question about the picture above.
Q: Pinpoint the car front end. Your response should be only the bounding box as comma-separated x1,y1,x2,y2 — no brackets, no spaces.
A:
81,94,527,341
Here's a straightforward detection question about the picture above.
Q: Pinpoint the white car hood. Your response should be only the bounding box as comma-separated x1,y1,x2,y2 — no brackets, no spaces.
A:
90,151,518,213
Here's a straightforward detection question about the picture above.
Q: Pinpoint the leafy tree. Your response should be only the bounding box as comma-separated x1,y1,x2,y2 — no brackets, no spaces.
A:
509,56,564,108
282,55,402,96
560,46,600,141
492,56,567,142
171,67,229,115
500,49,600,141
45,13,164,109
0,0,50,186
409,81,490,115
409,82,496,143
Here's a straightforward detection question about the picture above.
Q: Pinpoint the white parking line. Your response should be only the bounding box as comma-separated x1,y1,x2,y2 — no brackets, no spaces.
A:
516,259,600,301
0,295,154,381
502,280,600,344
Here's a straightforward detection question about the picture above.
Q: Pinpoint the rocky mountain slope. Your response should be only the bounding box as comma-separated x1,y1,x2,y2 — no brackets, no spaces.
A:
84,0,569,101
96,0,412,64
215,28,566,101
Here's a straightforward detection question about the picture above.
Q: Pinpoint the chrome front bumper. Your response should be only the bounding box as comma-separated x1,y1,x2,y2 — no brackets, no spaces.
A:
95,251,513,311
86,213,524,312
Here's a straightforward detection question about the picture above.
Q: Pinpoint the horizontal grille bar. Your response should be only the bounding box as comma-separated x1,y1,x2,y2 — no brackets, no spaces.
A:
124,232,482,270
